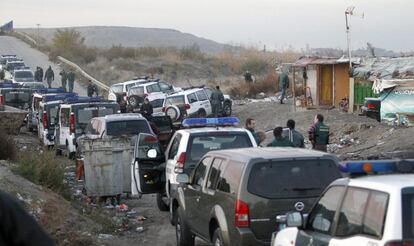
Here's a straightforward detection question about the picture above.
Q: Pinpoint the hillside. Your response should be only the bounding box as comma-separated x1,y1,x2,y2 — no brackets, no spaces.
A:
18,26,232,54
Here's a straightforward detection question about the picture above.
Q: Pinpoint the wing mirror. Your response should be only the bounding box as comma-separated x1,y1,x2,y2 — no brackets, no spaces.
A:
176,173,189,184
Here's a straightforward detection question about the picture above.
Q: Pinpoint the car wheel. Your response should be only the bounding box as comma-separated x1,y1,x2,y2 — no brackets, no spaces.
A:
128,95,140,108
166,105,180,122
222,102,232,116
212,227,225,246
156,193,170,211
176,207,194,246
198,109,207,118
68,152,76,160
55,148,62,156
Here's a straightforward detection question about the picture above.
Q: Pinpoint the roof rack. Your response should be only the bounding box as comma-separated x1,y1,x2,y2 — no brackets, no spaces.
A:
43,93,78,103
63,96,112,104
182,85,205,91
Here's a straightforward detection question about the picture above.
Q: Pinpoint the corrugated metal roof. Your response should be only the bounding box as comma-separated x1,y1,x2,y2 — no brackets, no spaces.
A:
293,57,318,67
293,57,348,67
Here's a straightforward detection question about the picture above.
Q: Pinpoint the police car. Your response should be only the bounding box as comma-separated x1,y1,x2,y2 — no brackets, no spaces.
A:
272,159,414,246
131,117,258,212
54,97,119,158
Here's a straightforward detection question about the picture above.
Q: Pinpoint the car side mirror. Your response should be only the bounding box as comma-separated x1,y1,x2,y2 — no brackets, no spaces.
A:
286,212,303,228
147,149,157,158
176,173,189,184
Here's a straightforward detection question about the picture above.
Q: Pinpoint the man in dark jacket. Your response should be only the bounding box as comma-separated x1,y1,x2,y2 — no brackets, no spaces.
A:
67,70,75,93
140,97,153,120
44,66,54,88
245,118,260,145
308,114,330,152
210,86,224,117
59,70,67,91
284,119,305,148
267,127,294,147
278,69,289,104
0,190,55,246
87,80,98,97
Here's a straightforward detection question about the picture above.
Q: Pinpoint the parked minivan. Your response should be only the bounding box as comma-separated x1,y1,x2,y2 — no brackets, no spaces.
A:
54,97,119,158
170,148,342,245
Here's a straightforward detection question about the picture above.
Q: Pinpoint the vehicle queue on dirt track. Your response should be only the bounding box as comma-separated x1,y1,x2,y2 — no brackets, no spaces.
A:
1,53,413,246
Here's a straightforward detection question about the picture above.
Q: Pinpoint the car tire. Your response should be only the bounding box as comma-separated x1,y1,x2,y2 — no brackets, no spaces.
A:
68,152,76,160
156,193,170,211
212,227,225,246
176,207,194,246
55,148,62,156
198,109,207,118
128,95,140,108
222,101,232,116
166,105,180,122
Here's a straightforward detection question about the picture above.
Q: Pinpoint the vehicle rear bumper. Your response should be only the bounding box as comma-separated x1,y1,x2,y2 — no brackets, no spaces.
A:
235,228,270,246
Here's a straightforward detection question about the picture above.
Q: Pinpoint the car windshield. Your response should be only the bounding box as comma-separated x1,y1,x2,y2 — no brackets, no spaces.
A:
185,132,252,167
106,120,152,136
129,86,144,95
14,71,33,79
110,84,123,94
166,95,185,105
247,159,341,199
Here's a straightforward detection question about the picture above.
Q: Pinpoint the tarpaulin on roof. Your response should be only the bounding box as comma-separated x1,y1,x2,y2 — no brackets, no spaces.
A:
353,57,414,81
372,79,414,94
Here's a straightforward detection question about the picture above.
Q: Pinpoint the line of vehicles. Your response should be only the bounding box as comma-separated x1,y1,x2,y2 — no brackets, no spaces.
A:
2,54,412,246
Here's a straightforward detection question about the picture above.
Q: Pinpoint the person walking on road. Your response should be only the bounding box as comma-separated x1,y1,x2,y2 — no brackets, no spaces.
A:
67,70,75,93
284,119,305,148
210,85,224,117
34,67,41,82
308,114,330,152
267,127,294,147
245,118,260,145
278,68,289,104
44,66,54,88
140,97,153,121
59,69,67,91
87,80,98,97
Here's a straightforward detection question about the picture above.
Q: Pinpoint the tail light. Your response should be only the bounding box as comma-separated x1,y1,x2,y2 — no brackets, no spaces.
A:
0,95,3,105
42,111,47,129
367,103,376,109
235,199,250,228
385,241,413,246
162,107,166,112
184,104,191,110
174,152,186,173
69,113,75,134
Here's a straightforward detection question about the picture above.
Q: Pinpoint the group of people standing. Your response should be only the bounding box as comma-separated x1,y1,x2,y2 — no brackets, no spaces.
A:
34,66,76,92
245,113,330,152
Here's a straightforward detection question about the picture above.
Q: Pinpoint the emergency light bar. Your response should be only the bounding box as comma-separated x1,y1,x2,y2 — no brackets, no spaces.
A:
340,159,414,174
43,93,78,102
0,83,19,88
37,88,66,94
182,117,240,128
64,96,104,104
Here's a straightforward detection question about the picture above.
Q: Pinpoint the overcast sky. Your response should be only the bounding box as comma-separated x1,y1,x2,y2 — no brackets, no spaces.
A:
2,0,413,52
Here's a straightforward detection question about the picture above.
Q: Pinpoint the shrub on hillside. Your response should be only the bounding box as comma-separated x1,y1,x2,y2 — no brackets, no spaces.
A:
240,57,268,75
228,74,278,99
0,128,16,161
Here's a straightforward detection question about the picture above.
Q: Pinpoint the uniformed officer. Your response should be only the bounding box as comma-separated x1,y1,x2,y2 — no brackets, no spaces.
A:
267,127,294,147
44,66,54,88
210,85,224,117
140,97,153,121
87,80,98,97
245,118,260,145
308,114,330,152
278,68,289,104
67,70,75,93
59,69,67,91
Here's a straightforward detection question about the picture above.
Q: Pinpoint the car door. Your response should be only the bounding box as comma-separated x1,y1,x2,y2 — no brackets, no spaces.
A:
294,186,346,246
184,156,212,233
59,108,70,146
131,133,165,195
186,92,199,115
196,90,212,115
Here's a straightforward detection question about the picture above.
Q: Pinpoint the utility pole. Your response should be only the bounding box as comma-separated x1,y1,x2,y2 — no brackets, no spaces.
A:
36,23,40,44
345,6,355,113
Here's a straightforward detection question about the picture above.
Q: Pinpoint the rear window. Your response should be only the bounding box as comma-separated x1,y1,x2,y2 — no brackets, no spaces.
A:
14,71,33,79
247,159,341,199
129,86,144,95
4,91,31,102
166,95,185,105
47,105,59,125
402,188,414,239
76,106,116,125
150,98,164,108
110,84,123,94
185,132,252,167
151,116,172,132
106,120,151,136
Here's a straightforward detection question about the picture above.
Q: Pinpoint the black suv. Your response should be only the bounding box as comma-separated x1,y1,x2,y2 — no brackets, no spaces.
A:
171,147,342,246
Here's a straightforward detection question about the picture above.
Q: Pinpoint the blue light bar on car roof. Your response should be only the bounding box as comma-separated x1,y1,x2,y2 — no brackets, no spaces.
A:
0,83,19,88
182,117,240,127
37,88,66,94
43,93,78,102
340,159,414,174
64,96,104,103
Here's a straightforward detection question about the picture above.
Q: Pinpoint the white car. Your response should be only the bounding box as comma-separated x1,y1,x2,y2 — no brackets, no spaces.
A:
12,67,34,84
126,81,179,108
163,88,212,122
132,117,258,212
54,97,119,158
273,159,414,246
107,78,148,101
